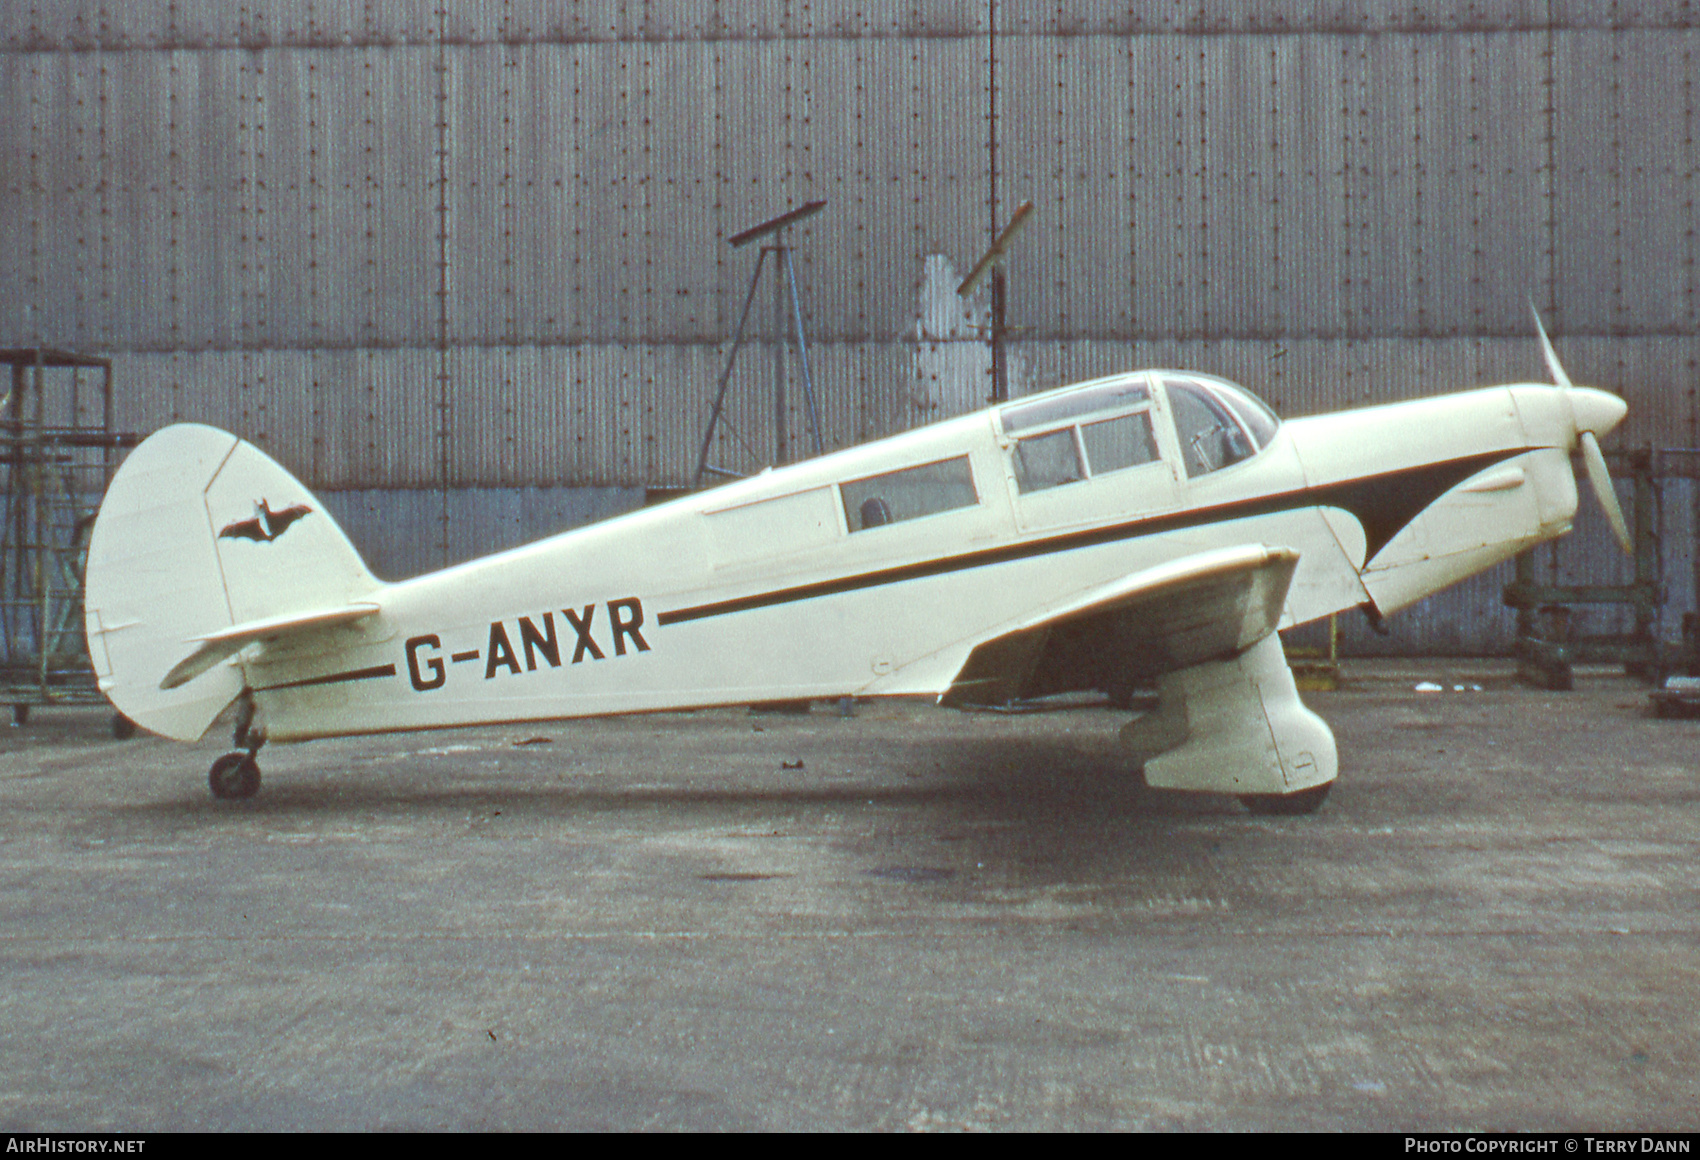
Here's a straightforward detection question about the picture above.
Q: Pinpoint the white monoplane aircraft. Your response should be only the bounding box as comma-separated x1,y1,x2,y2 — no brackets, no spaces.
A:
83,319,1626,810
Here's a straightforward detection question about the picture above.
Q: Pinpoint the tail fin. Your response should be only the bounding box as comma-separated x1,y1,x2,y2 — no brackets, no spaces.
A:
83,424,380,741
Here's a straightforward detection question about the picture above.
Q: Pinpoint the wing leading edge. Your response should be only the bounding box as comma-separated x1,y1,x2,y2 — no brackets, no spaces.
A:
940,543,1299,708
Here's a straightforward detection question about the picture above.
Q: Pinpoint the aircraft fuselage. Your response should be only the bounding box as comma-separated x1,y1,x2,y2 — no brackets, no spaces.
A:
242,373,1593,741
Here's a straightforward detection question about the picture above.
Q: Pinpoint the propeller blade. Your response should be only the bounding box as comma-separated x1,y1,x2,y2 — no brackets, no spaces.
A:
1579,430,1633,556
1533,302,1630,553
1530,301,1574,391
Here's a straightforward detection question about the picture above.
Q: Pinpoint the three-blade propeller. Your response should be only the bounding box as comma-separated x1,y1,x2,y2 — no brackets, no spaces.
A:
1531,305,1633,556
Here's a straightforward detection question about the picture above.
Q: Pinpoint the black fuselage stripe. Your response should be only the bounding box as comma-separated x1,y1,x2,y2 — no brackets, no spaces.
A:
257,663,398,692
655,449,1530,627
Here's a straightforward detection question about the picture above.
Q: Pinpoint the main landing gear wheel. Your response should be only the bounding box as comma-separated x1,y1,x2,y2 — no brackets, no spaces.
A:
1240,782,1332,816
209,752,261,800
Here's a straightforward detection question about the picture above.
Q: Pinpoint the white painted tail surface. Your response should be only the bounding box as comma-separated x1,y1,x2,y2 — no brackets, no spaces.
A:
83,424,381,741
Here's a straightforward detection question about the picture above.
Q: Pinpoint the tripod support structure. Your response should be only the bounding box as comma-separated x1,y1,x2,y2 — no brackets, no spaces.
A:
695,204,828,488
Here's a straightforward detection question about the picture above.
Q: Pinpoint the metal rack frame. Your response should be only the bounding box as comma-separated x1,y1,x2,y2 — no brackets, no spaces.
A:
1503,446,1673,690
0,348,137,724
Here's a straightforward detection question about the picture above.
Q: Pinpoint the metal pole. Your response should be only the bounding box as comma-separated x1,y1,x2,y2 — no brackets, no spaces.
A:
1634,450,1658,654
782,248,825,456
988,0,1000,404
102,361,114,485
988,0,998,248
693,249,770,487
31,351,46,696
773,242,787,466
434,13,452,570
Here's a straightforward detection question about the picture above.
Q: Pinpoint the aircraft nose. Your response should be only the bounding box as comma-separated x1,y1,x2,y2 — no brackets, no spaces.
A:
1569,386,1628,439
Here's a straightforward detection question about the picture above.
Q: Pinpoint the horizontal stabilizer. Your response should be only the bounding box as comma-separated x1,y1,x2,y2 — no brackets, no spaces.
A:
161,603,381,690
941,543,1299,707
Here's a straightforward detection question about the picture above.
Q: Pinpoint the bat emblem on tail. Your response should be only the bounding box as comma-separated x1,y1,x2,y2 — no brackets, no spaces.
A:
220,499,312,543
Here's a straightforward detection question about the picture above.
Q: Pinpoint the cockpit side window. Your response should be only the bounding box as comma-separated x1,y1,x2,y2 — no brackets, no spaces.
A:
1004,377,1168,495
1013,429,1084,492
1079,412,1158,475
1166,378,1257,477
841,455,979,532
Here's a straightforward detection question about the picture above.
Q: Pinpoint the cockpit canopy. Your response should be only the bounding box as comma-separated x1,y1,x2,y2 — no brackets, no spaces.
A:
997,371,1279,487
1161,373,1280,477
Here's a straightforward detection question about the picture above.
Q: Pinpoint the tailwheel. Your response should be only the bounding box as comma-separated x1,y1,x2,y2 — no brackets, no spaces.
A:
1241,782,1332,816
209,752,261,800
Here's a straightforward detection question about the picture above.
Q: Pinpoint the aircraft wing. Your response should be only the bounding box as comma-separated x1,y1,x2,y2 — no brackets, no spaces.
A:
939,544,1299,708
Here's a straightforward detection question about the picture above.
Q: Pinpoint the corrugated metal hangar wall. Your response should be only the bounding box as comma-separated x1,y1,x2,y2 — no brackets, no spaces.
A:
3,1,1698,653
